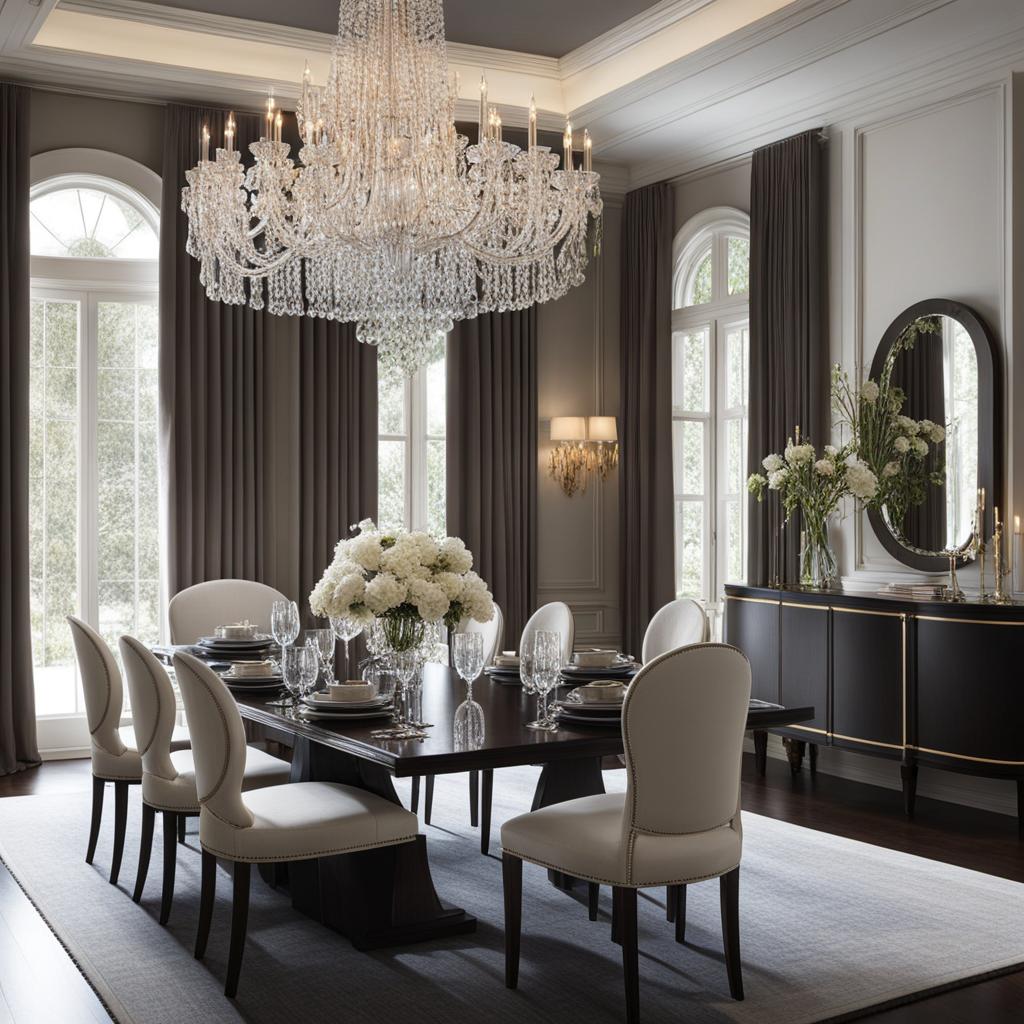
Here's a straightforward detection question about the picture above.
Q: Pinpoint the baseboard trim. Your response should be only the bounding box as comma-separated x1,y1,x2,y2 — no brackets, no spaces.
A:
39,746,91,762
745,735,1018,818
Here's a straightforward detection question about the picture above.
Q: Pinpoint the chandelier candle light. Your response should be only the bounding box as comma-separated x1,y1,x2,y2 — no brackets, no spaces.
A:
181,0,603,375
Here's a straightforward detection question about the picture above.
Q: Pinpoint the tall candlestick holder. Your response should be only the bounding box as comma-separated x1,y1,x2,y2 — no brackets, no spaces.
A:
993,510,1012,604
943,547,968,602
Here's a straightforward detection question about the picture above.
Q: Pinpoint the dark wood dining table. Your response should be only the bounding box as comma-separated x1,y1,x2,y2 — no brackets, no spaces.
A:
219,663,814,952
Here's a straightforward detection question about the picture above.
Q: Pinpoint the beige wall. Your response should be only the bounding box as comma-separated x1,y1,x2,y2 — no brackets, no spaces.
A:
673,159,751,231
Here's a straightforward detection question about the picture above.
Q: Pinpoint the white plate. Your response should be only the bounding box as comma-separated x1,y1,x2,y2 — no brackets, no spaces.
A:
553,698,621,713
199,638,273,649
301,694,389,709
299,707,394,721
556,709,622,726
561,661,634,676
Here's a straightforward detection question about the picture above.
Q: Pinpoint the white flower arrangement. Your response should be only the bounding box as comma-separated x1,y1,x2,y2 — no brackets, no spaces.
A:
309,520,495,649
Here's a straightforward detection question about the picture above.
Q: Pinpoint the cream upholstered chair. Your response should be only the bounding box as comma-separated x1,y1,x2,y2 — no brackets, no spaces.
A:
174,652,420,997
500,644,751,1023
67,616,189,885
474,602,576,855
422,604,505,826
641,598,709,663
168,578,288,644
119,636,291,925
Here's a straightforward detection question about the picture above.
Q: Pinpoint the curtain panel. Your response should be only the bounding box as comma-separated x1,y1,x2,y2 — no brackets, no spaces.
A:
446,308,537,647
619,182,676,658
160,105,377,615
747,129,828,586
0,83,41,774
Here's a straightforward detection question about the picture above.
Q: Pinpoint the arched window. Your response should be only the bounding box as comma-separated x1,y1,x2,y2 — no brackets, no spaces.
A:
671,207,750,619
28,151,162,724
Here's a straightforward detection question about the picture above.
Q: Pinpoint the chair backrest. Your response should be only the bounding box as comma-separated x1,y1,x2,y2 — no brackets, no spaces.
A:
67,616,127,758
519,602,575,664
168,578,288,644
173,652,254,828
454,603,504,666
621,643,750,836
641,598,709,664
119,635,179,781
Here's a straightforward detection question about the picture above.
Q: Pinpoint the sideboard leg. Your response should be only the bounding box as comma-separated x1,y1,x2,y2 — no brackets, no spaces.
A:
1017,780,1023,840
782,737,805,775
808,743,818,775
752,731,768,776
900,762,918,818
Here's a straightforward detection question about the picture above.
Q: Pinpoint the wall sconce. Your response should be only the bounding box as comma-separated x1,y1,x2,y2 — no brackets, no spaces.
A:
548,415,619,497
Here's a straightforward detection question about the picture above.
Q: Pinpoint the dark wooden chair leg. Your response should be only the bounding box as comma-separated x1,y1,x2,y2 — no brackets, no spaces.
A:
666,884,676,922
178,814,186,843
588,882,599,921
615,886,639,1024
86,777,104,865
502,853,522,989
225,862,251,999
611,884,621,945
410,775,420,814
133,803,155,903
424,775,435,825
109,781,129,885
195,849,217,960
752,730,768,776
674,884,687,944
480,769,494,855
159,812,177,925
469,770,479,827
720,867,744,1000
809,742,819,774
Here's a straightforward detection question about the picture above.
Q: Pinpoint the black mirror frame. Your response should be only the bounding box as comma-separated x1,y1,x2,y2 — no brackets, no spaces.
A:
866,298,1002,573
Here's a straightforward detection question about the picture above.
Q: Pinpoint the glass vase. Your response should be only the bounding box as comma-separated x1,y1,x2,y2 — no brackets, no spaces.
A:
800,515,839,589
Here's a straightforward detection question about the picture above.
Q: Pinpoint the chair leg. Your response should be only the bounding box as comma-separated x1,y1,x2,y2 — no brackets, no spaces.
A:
424,775,435,825
109,781,129,885
469,771,479,827
588,882,599,921
86,777,104,865
611,884,621,945
502,853,522,989
674,884,687,944
178,814,186,843
225,862,251,999
615,886,640,1024
666,884,676,922
720,867,744,1000
410,775,420,814
195,849,217,960
133,803,155,903
160,812,177,926
480,768,494,855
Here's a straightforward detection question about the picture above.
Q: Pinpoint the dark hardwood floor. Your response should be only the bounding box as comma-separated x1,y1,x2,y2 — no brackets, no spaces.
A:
0,753,1021,1023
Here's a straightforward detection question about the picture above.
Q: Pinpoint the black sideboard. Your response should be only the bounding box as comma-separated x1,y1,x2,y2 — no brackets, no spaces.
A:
724,584,1024,835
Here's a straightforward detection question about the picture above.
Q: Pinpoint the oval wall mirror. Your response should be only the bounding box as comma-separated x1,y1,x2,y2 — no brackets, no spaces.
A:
867,299,1002,572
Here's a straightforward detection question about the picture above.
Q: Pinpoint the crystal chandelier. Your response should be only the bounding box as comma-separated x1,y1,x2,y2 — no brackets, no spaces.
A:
181,0,603,374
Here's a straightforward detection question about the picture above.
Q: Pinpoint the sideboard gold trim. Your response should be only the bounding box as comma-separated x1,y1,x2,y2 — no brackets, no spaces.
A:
784,724,829,736
916,614,1024,627
908,745,1024,767
726,596,780,606
781,601,828,611
832,732,904,752
830,605,905,619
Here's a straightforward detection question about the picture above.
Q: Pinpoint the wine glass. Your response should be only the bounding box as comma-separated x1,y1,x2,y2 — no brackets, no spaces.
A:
527,630,561,732
281,645,308,711
307,627,336,689
520,641,537,696
271,600,300,674
299,641,320,704
330,615,364,680
391,649,418,730
452,632,485,750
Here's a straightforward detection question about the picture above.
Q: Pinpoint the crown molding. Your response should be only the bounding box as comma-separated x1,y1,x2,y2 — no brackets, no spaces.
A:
558,0,715,79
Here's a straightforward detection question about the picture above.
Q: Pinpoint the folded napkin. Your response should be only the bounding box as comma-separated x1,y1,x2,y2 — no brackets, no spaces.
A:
227,659,276,678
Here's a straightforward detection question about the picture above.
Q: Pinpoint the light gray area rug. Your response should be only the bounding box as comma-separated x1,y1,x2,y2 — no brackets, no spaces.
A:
1,766,1022,1024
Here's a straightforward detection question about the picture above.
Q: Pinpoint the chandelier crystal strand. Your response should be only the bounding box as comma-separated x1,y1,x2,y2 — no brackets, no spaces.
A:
181,0,602,374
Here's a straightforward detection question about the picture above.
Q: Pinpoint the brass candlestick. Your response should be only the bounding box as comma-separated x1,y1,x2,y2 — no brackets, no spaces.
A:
993,508,1011,604
944,548,967,602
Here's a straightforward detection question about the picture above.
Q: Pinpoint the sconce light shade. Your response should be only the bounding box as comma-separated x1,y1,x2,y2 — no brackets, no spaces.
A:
587,415,617,442
550,416,587,442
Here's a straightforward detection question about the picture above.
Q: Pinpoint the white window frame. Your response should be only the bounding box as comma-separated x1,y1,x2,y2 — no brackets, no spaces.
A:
671,207,750,625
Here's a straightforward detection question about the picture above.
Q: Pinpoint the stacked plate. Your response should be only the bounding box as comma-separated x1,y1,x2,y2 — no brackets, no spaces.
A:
553,693,623,727
196,634,275,662
299,692,394,721
219,662,282,694
483,663,523,685
560,655,638,683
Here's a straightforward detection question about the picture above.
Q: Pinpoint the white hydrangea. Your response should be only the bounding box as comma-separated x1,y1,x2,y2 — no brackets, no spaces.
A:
845,459,878,501
408,579,450,622
882,460,900,478
784,443,815,467
927,422,945,443
814,459,834,476
363,573,407,615
861,380,880,403
349,533,383,572
434,571,464,600
439,536,473,574
894,436,911,454
824,445,838,457
911,436,929,457
896,415,920,436
767,468,789,489
762,453,784,473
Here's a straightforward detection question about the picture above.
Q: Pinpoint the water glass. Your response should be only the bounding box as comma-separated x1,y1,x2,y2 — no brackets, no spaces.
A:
527,630,561,732
452,632,484,700
271,599,300,670
307,627,336,688
299,641,320,701
520,643,537,696
330,615,364,680
281,644,310,709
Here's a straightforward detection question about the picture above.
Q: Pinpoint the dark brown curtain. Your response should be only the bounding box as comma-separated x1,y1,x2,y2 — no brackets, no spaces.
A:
619,182,675,658
892,342,946,550
0,83,40,774
747,129,828,586
446,309,537,646
161,105,378,617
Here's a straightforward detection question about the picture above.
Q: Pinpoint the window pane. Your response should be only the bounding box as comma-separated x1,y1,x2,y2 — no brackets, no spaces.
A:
30,186,158,259
672,328,708,413
426,438,446,536
675,500,704,598
685,248,712,306
30,298,81,717
725,416,745,495
378,439,406,532
96,301,161,659
426,348,445,437
727,236,750,296
724,498,744,584
378,372,405,436
725,325,749,410
672,419,704,496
